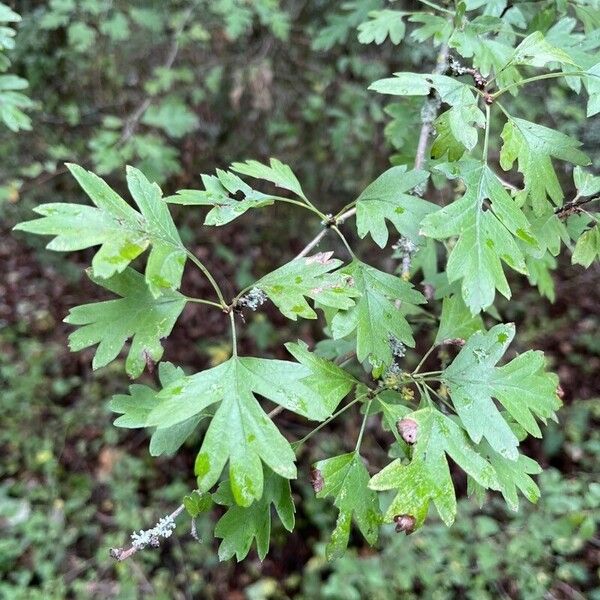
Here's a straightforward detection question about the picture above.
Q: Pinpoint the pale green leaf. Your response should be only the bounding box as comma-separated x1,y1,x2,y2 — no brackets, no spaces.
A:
443,324,560,458
572,225,600,267
421,160,538,314
14,165,187,296
434,295,484,345
355,165,434,247
357,10,406,45
369,407,499,528
165,169,275,225
500,115,590,215
213,469,295,561
230,158,306,199
285,341,356,414
65,268,186,377
330,260,425,366
313,452,381,559
255,252,358,320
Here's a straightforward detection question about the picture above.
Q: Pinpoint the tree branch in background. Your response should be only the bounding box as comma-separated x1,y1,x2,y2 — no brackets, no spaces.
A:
119,3,198,144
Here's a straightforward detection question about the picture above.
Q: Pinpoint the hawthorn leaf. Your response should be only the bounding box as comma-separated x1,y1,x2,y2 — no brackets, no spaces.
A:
313,452,381,560
64,268,186,377
142,98,199,137
213,470,295,561
110,362,203,456
584,62,600,117
499,115,590,215
443,324,560,459
409,13,452,46
370,73,485,156
183,490,213,519
434,295,484,345
357,10,406,45
421,160,539,314
165,169,276,225
230,158,306,199
509,31,577,68
474,442,542,512
354,165,434,247
573,165,600,197
330,260,425,366
572,225,600,267
255,252,358,320
285,341,356,413
369,407,499,528
14,165,187,297
110,382,156,428
149,355,352,506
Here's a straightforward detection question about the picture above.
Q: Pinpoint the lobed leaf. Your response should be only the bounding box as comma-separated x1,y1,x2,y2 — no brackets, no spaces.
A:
65,268,186,377
14,164,186,296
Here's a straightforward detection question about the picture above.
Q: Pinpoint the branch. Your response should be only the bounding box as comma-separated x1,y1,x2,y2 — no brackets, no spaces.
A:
555,195,599,219
294,207,356,259
413,41,450,174
110,504,185,561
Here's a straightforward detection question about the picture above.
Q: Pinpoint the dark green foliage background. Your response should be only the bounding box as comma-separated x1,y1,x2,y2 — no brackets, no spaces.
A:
1,0,599,598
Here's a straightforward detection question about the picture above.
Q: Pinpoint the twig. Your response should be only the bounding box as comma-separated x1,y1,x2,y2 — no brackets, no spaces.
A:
110,504,185,561
413,41,450,174
294,207,356,259
555,195,598,219
119,3,197,144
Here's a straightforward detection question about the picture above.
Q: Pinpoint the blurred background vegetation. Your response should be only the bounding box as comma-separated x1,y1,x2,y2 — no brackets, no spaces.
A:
1,0,599,598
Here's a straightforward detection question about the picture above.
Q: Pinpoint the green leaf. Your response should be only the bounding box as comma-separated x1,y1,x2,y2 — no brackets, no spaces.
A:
0,4,21,22
584,62,600,117
434,295,484,345
483,446,542,512
142,98,200,138
421,160,538,314
354,165,434,247
149,354,352,506
285,341,356,413
357,10,406,45
330,260,425,367
14,165,187,296
509,31,578,69
572,225,600,267
443,324,560,459
255,252,358,320
409,13,452,46
369,407,499,528
110,362,202,455
369,73,485,156
313,452,381,560
230,158,306,199
499,115,590,215
165,169,275,225
65,268,186,377
213,469,295,561
183,490,214,519
573,166,600,197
